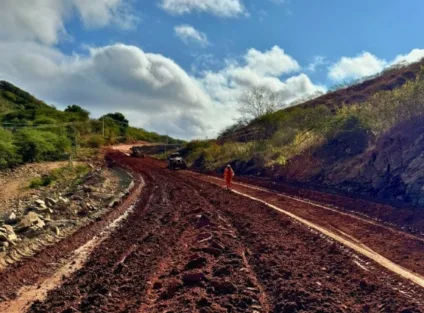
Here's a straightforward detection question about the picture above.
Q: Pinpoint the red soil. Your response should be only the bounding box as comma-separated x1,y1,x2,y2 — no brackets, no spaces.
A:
18,154,423,312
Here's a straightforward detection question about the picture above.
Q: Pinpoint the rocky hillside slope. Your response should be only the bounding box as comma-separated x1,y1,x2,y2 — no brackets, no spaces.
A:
279,116,424,208
189,60,424,210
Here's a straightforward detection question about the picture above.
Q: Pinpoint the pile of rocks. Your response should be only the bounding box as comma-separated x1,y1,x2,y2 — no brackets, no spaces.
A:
0,224,17,252
0,197,64,250
0,167,134,268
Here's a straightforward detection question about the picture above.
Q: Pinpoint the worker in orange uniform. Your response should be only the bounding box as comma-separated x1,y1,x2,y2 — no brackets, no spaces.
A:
224,165,235,190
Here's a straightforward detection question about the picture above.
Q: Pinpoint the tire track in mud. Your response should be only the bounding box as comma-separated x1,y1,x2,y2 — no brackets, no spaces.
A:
188,173,424,279
30,168,174,312
234,189,424,289
11,154,424,312
182,176,424,311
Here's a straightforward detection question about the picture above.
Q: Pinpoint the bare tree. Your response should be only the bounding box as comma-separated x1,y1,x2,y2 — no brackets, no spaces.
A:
237,86,278,123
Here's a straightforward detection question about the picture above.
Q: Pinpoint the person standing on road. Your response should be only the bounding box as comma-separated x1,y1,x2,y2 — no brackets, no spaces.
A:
224,165,235,190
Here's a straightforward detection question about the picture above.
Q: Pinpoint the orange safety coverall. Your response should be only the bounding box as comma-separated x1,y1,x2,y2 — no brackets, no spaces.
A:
224,167,235,189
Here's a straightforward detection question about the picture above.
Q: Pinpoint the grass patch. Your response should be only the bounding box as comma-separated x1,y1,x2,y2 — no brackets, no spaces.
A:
29,164,91,189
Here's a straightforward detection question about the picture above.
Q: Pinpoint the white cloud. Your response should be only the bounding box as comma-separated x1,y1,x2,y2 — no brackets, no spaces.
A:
0,1,322,139
159,0,246,17
0,0,69,45
0,0,137,45
174,25,210,47
329,49,424,82
0,42,214,139
73,0,139,29
0,41,324,138
328,52,387,81
307,55,326,72
199,46,324,108
392,49,424,65
244,46,300,76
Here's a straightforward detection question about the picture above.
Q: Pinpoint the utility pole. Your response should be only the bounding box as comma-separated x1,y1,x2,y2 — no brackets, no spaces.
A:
69,153,73,169
102,117,105,137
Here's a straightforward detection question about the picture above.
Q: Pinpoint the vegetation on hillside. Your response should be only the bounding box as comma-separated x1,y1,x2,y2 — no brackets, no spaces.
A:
0,80,184,169
185,66,424,172
29,164,90,189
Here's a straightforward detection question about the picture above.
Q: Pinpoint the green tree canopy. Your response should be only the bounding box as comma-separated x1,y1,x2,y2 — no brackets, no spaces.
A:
65,104,90,120
101,112,129,138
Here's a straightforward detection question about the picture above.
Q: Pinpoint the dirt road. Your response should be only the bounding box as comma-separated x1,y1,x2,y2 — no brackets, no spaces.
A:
1,153,423,312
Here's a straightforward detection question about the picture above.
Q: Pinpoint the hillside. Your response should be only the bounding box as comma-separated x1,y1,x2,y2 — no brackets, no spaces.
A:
0,81,183,169
221,59,424,143
0,81,50,114
185,59,424,209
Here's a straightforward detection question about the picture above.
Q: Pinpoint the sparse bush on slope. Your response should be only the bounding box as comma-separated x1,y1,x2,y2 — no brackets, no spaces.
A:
14,129,72,163
338,71,424,136
0,127,20,168
187,67,424,174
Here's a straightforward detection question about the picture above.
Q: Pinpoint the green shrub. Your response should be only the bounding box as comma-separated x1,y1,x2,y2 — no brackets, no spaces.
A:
85,135,106,148
29,176,52,188
3,91,17,102
185,140,214,152
14,129,71,163
33,116,58,125
0,127,20,168
338,69,424,135
50,164,90,181
29,165,90,189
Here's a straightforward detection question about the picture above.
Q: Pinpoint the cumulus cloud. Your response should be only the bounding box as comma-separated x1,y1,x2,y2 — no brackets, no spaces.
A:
199,46,324,108
0,41,325,138
73,0,139,29
244,46,300,76
328,52,387,81
329,49,424,82
392,49,424,65
0,0,137,45
0,42,214,138
174,25,210,47
0,0,323,139
159,0,246,17
0,0,69,45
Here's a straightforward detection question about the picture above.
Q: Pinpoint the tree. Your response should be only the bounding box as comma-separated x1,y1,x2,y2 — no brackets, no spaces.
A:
238,86,278,123
103,112,129,126
65,104,90,120
101,112,129,139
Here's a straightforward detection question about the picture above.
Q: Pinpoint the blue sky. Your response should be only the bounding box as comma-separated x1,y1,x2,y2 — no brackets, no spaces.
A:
0,0,423,139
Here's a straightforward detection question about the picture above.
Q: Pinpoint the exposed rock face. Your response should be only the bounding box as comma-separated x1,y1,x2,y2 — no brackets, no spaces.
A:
279,116,424,208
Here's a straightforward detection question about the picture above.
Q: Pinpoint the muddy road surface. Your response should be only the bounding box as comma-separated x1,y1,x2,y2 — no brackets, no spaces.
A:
1,153,424,312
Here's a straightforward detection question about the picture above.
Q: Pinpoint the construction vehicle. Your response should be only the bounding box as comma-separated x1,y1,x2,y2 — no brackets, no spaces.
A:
130,146,145,158
168,152,187,170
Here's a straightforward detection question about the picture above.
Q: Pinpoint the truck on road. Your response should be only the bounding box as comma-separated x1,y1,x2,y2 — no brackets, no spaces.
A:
168,152,187,170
